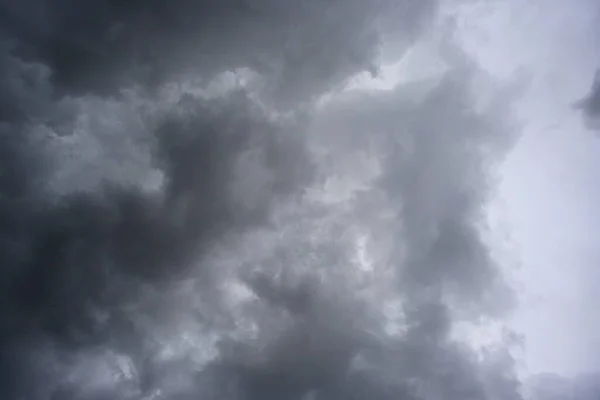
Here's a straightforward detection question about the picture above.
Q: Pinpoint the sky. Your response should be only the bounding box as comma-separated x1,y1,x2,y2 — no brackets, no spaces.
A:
466,0,600,378
351,0,600,379
0,0,598,399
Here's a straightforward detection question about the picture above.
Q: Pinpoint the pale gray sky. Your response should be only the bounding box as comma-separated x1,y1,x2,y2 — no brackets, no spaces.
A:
466,0,600,377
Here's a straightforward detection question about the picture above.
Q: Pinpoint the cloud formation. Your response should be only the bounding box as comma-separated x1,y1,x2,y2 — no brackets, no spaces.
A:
0,1,526,399
0,0,436,105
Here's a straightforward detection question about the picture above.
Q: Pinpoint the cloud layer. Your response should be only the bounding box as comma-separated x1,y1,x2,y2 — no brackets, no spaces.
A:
0,1,528,399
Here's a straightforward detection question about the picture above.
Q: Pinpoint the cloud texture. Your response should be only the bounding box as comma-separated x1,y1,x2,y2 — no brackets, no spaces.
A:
0,1,527,399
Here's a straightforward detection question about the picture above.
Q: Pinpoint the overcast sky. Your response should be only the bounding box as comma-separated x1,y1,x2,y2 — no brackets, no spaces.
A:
0,0,598,399
469,0,600,377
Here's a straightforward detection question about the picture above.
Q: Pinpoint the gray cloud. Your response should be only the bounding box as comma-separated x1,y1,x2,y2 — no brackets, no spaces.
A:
573,69,600,130
0,0,436,106
0,1,526,399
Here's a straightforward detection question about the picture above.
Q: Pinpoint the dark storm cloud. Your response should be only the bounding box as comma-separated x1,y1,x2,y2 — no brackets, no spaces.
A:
0,83,312,398
0,1,525,399
0,0,436,105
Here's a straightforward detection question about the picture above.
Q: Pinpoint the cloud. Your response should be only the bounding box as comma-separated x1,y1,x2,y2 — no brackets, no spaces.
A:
573,69,600,130
0,1,526,399
1,0,436,105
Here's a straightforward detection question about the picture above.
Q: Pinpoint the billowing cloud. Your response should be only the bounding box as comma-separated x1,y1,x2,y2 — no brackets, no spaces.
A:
0,1,527,399
0,0,437,105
